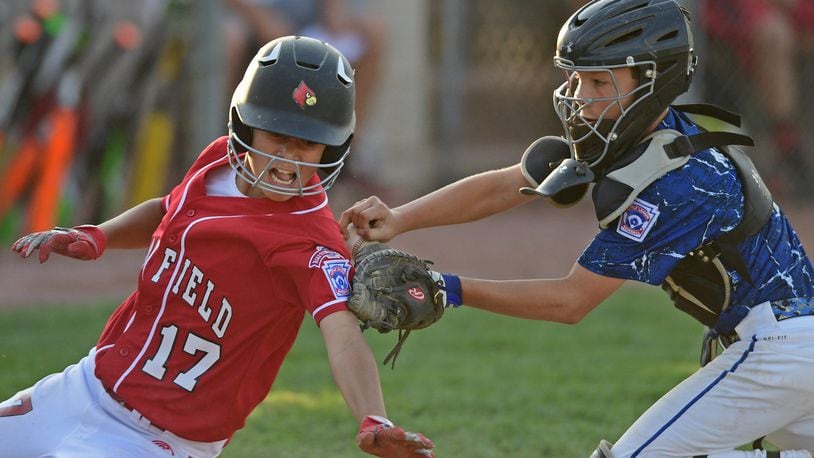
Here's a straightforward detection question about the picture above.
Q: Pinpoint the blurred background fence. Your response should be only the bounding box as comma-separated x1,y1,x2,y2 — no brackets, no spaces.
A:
0,0,811,244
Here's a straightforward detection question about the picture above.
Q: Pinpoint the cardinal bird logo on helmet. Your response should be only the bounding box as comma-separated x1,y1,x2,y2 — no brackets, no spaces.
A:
292,80,317,109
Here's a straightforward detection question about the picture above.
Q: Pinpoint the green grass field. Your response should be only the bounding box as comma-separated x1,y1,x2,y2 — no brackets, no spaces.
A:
0,285,705,457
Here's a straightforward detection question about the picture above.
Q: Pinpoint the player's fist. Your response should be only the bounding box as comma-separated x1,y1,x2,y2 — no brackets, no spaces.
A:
357,415,435,458
339,196,400,243
11,225,107,263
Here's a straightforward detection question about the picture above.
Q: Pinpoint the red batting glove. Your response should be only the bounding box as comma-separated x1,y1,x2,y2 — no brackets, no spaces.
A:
357,415,435,458
11,225,107,263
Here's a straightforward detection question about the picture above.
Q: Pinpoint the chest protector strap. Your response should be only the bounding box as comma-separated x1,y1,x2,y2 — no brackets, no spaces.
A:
592,104,773,328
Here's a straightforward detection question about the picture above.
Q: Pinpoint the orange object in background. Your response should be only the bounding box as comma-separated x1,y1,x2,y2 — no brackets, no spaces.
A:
0,135,39,220
28,107,77,232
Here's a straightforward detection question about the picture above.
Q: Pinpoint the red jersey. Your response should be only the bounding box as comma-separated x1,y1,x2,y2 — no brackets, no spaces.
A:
94,137,352,442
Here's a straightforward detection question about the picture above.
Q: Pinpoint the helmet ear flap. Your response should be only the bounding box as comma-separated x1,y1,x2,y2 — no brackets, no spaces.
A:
319,134,353,176
229,107,253,152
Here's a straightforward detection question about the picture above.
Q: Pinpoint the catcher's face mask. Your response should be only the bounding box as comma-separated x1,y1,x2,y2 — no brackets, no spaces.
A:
553,59,656,168
553,0,695,173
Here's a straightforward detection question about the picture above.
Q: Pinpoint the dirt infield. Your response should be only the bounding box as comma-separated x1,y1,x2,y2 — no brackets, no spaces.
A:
1,200,812,309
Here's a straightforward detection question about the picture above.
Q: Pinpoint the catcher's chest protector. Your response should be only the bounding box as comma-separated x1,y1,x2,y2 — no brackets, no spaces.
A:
591,104,773,328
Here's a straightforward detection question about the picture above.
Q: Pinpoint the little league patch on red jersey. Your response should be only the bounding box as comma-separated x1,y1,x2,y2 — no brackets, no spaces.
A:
322,260,351,298
617,198,660,242
309,246,351,299
308,246,345,267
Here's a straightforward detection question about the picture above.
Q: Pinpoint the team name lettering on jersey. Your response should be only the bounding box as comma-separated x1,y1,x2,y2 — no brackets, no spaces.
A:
150,247,233,338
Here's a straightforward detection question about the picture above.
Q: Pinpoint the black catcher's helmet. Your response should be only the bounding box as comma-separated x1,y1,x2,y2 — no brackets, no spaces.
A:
553,0,696,173
228,36,356,195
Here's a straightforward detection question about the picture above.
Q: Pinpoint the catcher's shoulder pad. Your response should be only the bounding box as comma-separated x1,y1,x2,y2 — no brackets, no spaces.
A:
519,136,589,207
520,136,571,187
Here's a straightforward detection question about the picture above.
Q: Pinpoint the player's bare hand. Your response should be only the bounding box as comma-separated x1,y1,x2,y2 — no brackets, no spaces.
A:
357,416,435,458
339,196,399,242
11,225,107,263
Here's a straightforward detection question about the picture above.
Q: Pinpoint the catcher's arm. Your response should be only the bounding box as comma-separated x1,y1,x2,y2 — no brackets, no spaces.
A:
339,165,532,242
319,311,435,457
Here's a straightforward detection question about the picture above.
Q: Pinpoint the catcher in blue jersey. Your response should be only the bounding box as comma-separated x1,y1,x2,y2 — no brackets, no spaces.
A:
340,0,814,456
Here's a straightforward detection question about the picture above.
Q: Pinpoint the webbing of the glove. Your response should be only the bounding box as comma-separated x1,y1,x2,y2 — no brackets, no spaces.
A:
382,329,411,369
352,242,389,265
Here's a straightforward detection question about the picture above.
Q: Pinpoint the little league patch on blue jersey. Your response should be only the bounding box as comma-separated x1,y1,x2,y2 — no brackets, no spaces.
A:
322,259,351,299
617,198,660,242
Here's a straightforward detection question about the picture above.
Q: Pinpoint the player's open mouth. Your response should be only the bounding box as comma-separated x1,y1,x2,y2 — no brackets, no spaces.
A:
269,168,296,186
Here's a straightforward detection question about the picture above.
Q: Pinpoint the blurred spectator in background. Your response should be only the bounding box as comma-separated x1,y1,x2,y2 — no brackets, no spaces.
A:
699,0,814,199
222,0,387,193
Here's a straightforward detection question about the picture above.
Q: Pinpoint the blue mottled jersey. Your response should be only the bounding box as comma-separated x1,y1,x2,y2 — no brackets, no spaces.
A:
578,107,814,306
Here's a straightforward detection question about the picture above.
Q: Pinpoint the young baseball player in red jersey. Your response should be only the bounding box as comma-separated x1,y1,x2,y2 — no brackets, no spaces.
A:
3,36,434,458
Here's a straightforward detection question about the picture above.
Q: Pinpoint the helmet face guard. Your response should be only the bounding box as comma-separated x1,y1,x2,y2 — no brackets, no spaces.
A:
227,134,348,196
553,57,657,168
228,36,355,196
